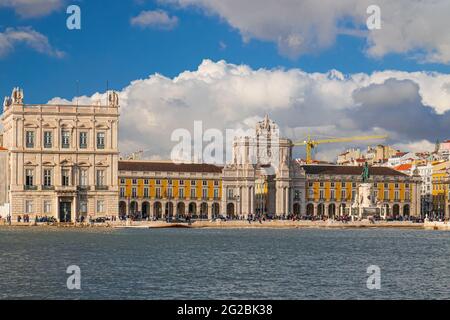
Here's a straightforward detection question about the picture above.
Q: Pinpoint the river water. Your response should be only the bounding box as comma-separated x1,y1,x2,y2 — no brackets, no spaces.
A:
0,227,449,299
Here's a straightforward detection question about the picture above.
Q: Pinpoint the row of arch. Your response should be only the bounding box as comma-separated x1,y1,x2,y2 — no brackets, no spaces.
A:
305,203,410,217
119,201,220,219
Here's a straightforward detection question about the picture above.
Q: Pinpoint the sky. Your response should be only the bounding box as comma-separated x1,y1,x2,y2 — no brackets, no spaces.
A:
1,0,450,161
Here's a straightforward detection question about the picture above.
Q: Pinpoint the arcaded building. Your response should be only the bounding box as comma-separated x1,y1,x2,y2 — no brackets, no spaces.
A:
118,161,223,219
1,88,120,221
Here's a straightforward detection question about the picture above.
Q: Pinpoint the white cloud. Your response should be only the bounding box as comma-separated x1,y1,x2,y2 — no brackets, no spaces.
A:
0,27,64,58
131,9,178,30
47,60,450,161
161,0,450,63
0,0,64,18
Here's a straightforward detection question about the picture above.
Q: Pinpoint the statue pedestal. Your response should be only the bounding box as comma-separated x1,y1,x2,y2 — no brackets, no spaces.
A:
352,183,381,219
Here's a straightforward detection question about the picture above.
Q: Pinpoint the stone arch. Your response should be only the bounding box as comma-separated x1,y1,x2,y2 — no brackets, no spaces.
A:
328,203,336,219
306,203,314,216
227,203,235,218
200,202,208,219
153,202,162,219
177,202,185,217
141,201,150,219
119,201,127,219
293,203,301,216
393,204,400,218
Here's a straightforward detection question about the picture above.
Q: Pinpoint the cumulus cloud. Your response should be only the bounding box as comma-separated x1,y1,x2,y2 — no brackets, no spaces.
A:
160,0,450,63
0,27,64,58
131,9,178,30
47,60,450,162
0,0,64,18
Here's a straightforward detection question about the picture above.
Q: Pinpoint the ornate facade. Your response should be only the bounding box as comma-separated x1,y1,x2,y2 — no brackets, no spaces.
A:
1,88,119,221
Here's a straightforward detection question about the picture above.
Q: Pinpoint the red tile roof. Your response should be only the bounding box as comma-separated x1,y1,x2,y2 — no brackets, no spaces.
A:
394,163,413,171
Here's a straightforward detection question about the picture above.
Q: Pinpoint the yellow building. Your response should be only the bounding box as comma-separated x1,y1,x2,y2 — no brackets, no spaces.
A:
302,165,421,218
118,161,222,220
431,161,450,219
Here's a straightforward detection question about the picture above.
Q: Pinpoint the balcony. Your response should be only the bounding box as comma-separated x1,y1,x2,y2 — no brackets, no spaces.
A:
42,185,55,191
24,185,37,191
77,186,91,191
95,186,109,191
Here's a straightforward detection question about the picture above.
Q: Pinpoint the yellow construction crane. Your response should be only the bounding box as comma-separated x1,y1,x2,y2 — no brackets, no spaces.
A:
294,134,388,164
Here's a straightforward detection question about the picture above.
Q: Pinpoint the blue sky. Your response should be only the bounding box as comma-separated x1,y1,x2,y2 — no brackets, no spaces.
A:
1,0,449,103
2,0,450,159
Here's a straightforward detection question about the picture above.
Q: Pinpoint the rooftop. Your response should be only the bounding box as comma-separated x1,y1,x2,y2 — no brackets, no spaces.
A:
118,160,223,173
301,164,408,177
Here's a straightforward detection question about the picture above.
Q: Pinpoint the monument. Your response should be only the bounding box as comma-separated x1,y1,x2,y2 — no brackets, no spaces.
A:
351,162,381,219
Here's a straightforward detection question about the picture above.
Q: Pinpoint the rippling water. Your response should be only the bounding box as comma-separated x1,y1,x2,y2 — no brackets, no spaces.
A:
0,227,449,299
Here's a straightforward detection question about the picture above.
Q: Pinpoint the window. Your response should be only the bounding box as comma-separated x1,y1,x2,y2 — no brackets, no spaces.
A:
384,183,388,188
97,200,104,213
330,182,335,188
25,131,34,148
330,189,335,200
44,200,51,214
168,179,173,186
394,190,399,200
156,179,161,185
79,132,88,149
202,188,208,199
308,182,313,187
96,170,105,187
155,187,161,198
179,180,184,186
384,190,389,200
319,182,324,187
213,188,219,199
227,189,234,199
167,188,173,198
319,189,325,199
202,180,208,186
144,179,149,185
191,180,196,186
62,169,70,186
131,187,137,198
308,189,314,199
143,187,149,198
120,187,125,197
214,180,219,186
294,189,301,200
191,188,196,199
61,130,70,148
341,189,346,200
132,179,137,185
25,169,34,186
79,169,88,187
97,132,105,149
395,183,399,189
120,178,125,184
179,188,185,198
341,182,346,188
44,131,52,148
25,200,33,214
80,201,87,214
43,169,52,187
352,190,356,200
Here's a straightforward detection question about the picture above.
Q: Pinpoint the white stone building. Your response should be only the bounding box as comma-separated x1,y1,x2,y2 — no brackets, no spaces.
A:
1,88,119,222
